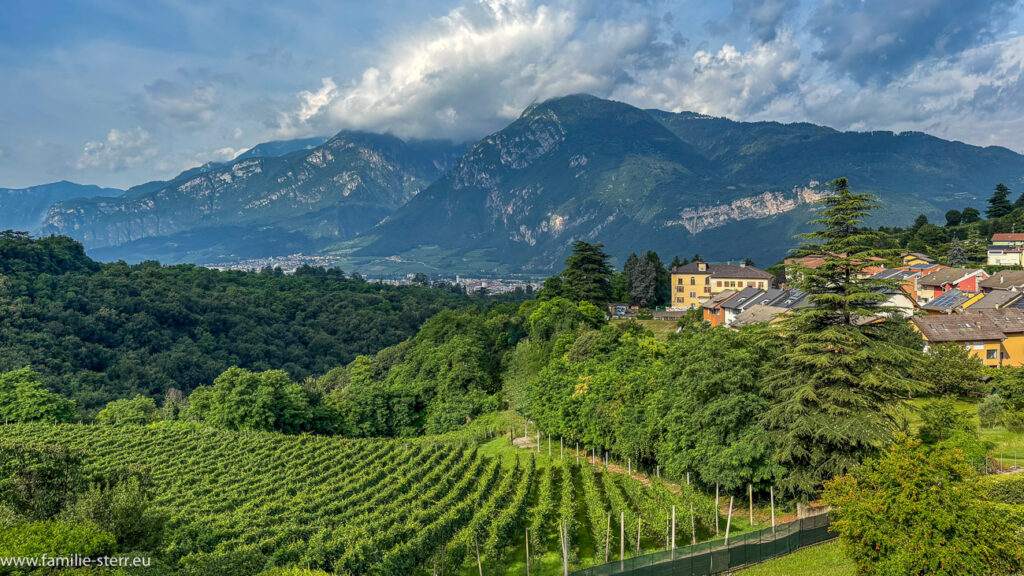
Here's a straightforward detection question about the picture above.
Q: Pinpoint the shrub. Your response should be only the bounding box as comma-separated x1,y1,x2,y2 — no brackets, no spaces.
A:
917,397,974,444
823,436,1024,576
96,395,160,426
0,520,116,558
1003,410,1024,433
978,395,1005,429
980,474,1024,505
913,343,985,395
62,475,166,551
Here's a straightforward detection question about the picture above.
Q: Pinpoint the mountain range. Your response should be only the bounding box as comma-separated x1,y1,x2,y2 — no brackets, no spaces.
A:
18,94,1024,272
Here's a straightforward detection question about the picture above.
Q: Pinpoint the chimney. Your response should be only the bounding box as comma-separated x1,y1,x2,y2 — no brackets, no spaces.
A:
740,262,746,268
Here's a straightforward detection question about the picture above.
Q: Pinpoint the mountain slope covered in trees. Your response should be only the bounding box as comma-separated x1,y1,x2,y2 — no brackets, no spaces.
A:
346,95,1024,273
0,233,474,414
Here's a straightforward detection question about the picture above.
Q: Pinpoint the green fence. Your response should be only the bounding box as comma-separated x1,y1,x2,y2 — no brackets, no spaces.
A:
570,513,833,576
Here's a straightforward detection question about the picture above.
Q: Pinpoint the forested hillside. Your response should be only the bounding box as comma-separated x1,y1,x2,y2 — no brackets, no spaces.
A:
0,232,474,414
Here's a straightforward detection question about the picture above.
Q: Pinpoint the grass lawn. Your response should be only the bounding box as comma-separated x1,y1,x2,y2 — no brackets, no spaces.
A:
905,397,1024,463
735,541,855,576
615,318,680,340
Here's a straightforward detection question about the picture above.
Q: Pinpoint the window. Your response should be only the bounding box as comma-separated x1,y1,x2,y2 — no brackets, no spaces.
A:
677,278,682,285
689,292,696,298
987,349,998,360
717,281,722,287
690,277,695,285
972,342,984,350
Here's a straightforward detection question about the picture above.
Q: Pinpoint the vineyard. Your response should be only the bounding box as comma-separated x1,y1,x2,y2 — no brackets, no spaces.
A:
2,422,718,576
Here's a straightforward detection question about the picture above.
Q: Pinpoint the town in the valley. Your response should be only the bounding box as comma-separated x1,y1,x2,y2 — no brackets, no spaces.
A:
607,234,1024,369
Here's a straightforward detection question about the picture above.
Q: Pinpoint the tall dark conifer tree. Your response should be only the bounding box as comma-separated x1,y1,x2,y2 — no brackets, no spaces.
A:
761,177,924,499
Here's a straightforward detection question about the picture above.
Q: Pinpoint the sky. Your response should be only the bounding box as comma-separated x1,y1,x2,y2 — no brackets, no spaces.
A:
2,0,1023,189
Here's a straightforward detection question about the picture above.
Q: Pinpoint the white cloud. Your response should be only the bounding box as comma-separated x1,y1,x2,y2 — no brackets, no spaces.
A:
76,127,157,171
273,0,658,139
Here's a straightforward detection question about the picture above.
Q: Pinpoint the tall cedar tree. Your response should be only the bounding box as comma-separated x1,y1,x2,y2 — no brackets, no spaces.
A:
987,183,1013,218
761,177,923,499
646,251,671,306
561,241,614,305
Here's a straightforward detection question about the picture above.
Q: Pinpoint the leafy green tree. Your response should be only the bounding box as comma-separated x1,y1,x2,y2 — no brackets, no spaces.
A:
917,398,975,444
961,206,982,224
823,436,1024,576
188,367,312,433
978,395,1005,429
912,342,983,396
760,177,924,498
0,520,117,560
0,368,75,424
944,209,962,227
0,441,85,521
987,183,1013,219
96,394,160,426
62,473,166,550
947,236,969,266
657,329,778,491
561,241,614,305
910,213,928,232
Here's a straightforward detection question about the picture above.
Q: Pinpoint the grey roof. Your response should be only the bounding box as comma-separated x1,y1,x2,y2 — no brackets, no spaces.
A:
770,289,812,309
921,289,976,312
903,252,934,261
980,270,1024,290
970,291,1023,309
982,309,1024,334
701,290,738,310
669,262,773,279
721,287,766,310
906,263,938,271
731,305,788,327
912,313,1005,342
871,269,920,280
919,268,985,287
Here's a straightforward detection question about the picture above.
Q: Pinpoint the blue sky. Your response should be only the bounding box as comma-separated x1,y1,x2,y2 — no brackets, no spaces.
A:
2,0,1023,189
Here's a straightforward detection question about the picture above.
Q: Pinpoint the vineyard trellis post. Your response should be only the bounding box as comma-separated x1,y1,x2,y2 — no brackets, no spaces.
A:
560,437,563,460
671,505,676,553
525,527,530,576
548,434,551,457
628,458,631,475
749,483,754,526
562,521,569,576
724,496,734,546
770,486,776,534
665,511,669,550
690,503,696,545
475,536,483,576
686,471,690,485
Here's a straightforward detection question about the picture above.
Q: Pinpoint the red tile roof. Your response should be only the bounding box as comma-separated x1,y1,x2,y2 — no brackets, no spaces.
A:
992,233,1024,242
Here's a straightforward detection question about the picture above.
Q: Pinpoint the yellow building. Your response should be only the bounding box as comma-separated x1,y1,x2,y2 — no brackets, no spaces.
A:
669,262,773,309
901,252,934,267
912,309,1024,367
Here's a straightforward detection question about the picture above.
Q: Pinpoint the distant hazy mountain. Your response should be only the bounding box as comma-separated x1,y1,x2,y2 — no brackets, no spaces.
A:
349,95,1024,272
40,132,467,263
27,95,1024,271
0,181,123,232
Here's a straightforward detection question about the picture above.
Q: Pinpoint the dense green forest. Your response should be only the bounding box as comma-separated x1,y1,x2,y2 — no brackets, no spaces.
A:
0,231,481,414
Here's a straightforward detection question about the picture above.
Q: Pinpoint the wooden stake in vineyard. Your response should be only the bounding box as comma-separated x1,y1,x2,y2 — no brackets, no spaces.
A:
525,527,530,576
770,486,776,535
724,496,735,545
548,434,551,456
690,503,696,545
475,536,483,576
749,483,754,526
671,505,676,554
562,521,570,576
